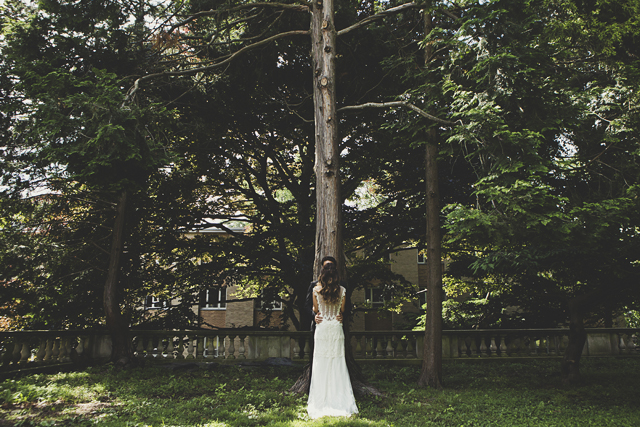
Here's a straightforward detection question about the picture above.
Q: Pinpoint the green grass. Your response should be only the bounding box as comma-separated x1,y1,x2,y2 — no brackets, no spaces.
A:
1,358,639,426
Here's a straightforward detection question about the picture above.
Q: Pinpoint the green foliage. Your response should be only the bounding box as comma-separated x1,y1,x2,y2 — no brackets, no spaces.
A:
435,0,640,326
0,0,182,329
2,359,640,425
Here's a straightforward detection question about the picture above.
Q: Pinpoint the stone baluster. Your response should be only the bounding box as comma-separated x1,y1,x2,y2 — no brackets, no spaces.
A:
618,334,627,355
292,336,301,359
146,336,155,358
529,336,538,356
74,336,84,359
36,337,47,364
19,341,30,364
469,337,479,357
558,334,567,356
479,336,488,357
375,337,385,358
216,336,223,358
507,337,517,356
626,334,637,354
238,335,246,359
365,336,373,358
166,336,175,360
59,337,70,362
51,338,60,363
489,336,498,357
499,336,507,357
135,336,145,358
159,337,168,358
385,336,394,358
83,336,92,358
303,337,311,360
204,336,214,359
10,340,20,365
186,336,195,359
458,336,467,357
354,335,363,358
398,338,408,359
0,339,6,367
544,336,552,356
176,335,185,359
43,338,54,363
406,336,416,358
227,335,236,359
550,335,557,355
196,336,204,360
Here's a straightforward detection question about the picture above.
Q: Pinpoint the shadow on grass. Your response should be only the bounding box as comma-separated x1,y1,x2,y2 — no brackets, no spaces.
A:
1,358,639,426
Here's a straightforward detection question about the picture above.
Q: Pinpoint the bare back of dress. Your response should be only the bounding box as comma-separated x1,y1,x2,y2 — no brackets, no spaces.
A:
314,286,345,321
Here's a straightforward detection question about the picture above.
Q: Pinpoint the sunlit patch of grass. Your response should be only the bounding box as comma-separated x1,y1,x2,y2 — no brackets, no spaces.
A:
1,358,639,426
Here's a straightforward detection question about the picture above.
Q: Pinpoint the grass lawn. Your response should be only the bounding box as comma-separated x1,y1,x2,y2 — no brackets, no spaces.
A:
1,357,639,426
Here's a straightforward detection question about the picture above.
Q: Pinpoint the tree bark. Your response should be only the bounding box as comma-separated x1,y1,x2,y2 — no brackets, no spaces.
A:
561,297,587,384
311,0,341,278
418,11,443,390
290,0,380,397
418,136,443,389
104,189,134,365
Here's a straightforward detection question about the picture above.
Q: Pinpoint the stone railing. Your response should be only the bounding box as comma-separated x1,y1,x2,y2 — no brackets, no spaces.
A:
129,328,639,361
0,330,112,375
2,328,638,374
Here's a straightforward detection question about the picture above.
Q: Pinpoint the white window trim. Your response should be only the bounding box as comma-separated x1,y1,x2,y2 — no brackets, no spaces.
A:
201,287,227,310
365,287,385,308
258,293,283,311
145,296,167,310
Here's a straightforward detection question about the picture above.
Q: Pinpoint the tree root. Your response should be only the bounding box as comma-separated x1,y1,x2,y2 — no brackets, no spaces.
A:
289,363,385,398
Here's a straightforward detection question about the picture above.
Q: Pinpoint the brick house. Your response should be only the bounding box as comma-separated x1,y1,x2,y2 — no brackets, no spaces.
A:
144,226,427,332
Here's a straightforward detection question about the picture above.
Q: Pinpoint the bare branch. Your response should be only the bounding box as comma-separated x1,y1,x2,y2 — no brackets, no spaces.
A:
169,2,310,33
123,30,310,106
338,101,456,126
337,3,418,36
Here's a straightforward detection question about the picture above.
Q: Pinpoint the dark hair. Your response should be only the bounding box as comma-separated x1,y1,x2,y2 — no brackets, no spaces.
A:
318,261,340,304
321,256,337,266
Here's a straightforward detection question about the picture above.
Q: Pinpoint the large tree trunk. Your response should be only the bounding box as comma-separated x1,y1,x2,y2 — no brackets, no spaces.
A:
311,0,340,277
418,136,443,389
418,11,443,389
290,0,380,397
104,189,134,366
561,296,588,384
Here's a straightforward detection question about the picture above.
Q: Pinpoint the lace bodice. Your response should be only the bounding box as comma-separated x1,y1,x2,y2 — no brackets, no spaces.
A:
314,285,345,321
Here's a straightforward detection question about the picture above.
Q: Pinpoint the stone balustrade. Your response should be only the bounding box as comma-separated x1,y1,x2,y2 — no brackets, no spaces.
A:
2,328,638,374
0,330,112,374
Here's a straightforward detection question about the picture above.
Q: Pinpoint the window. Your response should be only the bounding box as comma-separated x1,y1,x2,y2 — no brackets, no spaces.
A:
201,287,226,310
256,293,283,310
365,287,385,307
145,296,168,310
417,289,427,309
417,250,426,264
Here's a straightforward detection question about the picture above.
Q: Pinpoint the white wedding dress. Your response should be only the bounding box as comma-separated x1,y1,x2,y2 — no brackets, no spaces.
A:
307,285,359,419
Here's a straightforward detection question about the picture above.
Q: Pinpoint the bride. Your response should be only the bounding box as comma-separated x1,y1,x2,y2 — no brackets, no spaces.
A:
307,259,359,419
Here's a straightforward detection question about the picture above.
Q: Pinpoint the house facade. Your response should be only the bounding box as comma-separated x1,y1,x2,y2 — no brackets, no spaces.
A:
144,227,428,332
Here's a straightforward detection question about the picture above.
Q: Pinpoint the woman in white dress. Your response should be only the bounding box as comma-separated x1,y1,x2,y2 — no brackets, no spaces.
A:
307,261,359,419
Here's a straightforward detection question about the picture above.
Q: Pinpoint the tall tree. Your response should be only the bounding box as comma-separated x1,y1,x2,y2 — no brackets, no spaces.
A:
0,0,179,362
440,0,640,383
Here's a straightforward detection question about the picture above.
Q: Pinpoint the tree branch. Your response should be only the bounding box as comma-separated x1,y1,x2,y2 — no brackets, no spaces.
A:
338,101,456,126
169,2,310,33
123,30,309,106
337,3,418,36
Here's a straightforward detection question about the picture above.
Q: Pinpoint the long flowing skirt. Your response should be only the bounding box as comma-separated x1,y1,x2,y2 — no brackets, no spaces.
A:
307,320,358,419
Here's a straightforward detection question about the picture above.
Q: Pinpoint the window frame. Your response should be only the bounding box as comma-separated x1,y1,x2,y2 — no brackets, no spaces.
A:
201,287,227,310
365,287,385,308
145,296,168,310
